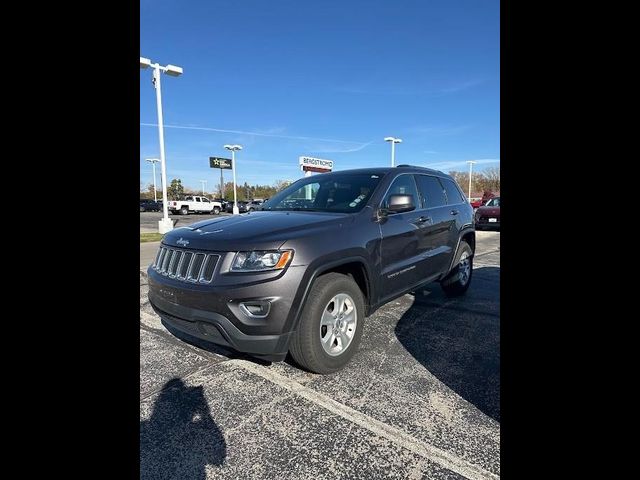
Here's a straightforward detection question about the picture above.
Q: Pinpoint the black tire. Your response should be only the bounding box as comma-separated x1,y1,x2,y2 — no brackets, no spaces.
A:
140,206,146,212
213,207,220,215
289,272,365,374
180,206,189,215
441,240,473,297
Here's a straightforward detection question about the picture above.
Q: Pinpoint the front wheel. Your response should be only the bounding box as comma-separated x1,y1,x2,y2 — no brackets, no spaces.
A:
180,207,189,215
213,207,220,215
289,272,364,374
441,240,473,297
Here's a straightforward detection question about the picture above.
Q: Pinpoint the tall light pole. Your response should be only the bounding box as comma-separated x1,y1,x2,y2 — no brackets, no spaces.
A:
140,56,183,233
145,158,160,202
384,137,402,167
466,160,477,200
224,144,243,215
199,180,207,196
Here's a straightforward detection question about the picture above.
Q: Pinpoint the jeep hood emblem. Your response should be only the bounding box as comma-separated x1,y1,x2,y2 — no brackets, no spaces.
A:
176,237,190,246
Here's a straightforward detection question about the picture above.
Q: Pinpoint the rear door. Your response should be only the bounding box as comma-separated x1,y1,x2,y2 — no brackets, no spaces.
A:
441,177,470,258
414,174,454,275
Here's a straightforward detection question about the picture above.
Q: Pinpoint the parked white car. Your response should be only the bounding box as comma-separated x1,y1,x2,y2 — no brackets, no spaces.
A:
168,196,222,215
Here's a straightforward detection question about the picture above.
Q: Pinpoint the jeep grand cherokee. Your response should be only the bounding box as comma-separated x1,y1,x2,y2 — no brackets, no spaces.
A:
148,166,475,374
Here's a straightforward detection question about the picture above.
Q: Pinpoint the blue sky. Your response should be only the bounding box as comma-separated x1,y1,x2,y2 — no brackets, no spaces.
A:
140,0,499,193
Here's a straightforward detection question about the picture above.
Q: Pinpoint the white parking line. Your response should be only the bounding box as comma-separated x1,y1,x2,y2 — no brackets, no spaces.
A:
235,359,499,480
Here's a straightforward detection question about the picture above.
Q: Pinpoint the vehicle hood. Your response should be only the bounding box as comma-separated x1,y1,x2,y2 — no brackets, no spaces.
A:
162,211,353,251
477,206,500,216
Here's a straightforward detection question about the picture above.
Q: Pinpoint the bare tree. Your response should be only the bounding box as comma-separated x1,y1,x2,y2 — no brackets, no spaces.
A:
449,168,500,197
449,171,469,189
472,172,488,194
483,166,500,192
449,171,483,197
139,184,156,200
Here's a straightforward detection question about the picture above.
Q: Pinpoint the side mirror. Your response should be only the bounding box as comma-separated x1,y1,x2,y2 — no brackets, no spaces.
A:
386,194,416,214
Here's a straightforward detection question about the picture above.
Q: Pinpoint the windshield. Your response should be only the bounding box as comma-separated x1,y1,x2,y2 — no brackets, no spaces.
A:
486,197,500,207
263,173,384,213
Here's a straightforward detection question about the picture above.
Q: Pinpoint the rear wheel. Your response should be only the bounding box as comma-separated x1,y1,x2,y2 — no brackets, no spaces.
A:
140,206,146,212
180,206,189,215
441,240,473,297
213,207,220,215
289,272,364,374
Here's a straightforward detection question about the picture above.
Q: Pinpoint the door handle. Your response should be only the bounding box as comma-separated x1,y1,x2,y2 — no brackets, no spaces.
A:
416,216,432,224
450,210,459,215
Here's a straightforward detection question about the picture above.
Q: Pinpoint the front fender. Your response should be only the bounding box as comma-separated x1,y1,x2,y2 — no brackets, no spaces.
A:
281,252,375,335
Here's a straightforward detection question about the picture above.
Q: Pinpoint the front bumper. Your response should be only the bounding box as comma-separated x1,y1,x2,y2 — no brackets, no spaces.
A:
475,218,500,228
149,292,292,361
147,263,306,360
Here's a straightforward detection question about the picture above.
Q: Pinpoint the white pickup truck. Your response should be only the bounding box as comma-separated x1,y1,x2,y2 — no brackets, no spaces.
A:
167,196,222,215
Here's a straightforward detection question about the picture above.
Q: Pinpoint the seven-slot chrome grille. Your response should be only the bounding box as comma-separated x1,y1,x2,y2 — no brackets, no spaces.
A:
152,246,219,284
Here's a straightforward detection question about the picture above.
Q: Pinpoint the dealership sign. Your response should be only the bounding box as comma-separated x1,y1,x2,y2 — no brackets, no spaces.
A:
209,157,233,169
299,156,333,173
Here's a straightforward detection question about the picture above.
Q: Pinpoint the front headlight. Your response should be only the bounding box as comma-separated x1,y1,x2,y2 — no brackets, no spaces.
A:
231,250,293,272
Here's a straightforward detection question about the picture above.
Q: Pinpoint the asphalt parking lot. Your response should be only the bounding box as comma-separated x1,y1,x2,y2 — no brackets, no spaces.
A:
140,219,500,479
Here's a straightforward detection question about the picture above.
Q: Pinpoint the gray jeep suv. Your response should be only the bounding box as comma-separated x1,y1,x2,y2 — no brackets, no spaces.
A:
147,165,475,373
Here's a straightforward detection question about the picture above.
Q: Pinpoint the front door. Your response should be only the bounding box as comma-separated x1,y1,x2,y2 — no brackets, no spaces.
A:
379,174,428,299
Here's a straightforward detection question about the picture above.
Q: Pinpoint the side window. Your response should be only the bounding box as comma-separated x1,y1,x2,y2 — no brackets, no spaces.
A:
195,197,201,202
185,196,193,201
383,175,419,210
442,178,466,205
202,198,210,203
414,175,446,209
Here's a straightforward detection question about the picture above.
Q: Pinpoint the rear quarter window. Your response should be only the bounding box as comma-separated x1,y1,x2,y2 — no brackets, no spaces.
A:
442,178,466,205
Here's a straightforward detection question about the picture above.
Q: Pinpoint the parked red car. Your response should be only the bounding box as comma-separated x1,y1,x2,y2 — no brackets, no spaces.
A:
470,191,496,209
470,198,484,209
475,196,500,230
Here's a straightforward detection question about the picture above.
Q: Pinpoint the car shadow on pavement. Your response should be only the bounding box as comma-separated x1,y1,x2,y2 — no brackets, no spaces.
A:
394,266,500,422
140,378,226,479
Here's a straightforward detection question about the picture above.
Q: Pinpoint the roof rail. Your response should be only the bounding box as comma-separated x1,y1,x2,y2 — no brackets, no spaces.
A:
396,164,446,175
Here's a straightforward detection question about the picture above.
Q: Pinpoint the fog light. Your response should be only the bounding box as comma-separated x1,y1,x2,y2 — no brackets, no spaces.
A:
239,301,271,318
